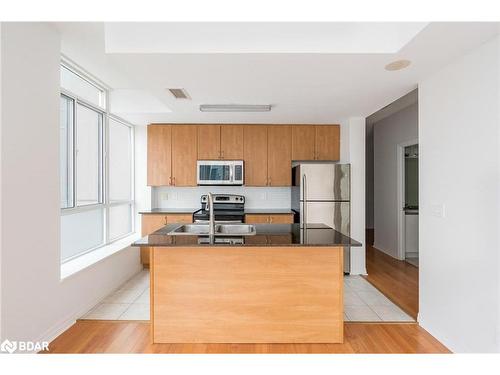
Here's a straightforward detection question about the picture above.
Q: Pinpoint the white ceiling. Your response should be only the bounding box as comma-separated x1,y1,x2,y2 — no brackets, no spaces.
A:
55,22,500,125
104,22,428,54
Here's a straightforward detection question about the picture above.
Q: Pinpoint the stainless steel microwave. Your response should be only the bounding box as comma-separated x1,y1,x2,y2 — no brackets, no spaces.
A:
197,160,244,185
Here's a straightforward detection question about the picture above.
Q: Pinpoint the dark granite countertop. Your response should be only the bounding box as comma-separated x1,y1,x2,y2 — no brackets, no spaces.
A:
244,209,295,215
139,208,198,214
132,223,362,247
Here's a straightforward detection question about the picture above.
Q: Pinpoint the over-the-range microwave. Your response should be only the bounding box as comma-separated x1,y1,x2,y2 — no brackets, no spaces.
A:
197,160,244,185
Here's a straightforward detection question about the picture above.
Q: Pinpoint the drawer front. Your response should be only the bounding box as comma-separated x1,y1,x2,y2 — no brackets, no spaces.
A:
245,214,270,224
269,214,294,224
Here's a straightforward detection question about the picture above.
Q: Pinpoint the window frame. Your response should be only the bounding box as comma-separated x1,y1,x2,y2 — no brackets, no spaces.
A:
60,61,135,264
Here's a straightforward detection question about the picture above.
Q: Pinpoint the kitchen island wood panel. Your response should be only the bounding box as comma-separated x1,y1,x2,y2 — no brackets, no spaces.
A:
151,246,343,343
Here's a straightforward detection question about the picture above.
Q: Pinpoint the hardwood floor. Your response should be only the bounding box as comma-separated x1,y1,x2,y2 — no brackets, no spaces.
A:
364,243,419,319
43,320,449,354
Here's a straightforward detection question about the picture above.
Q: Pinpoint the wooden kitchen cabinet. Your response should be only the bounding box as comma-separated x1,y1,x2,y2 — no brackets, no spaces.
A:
220,125,244,159
243,125,268,186
147,125,172,186
140,213,193,266
315,125,340,161
197,125,220,159
147,124,197,186
292,125,316,160
267,125,292,186
197,125,244,160
171,125,198,186
245,213,294,224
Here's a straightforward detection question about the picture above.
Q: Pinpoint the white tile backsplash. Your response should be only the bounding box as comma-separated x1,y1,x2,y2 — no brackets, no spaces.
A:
151,186,291,209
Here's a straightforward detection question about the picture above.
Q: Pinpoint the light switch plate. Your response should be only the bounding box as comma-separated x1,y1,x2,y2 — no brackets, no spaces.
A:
430,204,445,218
160,192,169,201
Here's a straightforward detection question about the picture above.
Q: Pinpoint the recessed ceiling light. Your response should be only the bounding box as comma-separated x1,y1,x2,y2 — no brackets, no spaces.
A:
168,88,190,99
199,104,272,112
385,59,411,71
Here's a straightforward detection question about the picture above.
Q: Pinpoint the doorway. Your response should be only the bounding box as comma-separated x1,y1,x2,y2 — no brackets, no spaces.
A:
397,142,419,267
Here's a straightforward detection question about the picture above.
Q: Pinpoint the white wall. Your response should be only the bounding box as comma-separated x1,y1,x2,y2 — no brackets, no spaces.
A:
365,122,374,229
419,35,500,353
373,103,418,259
0,23,140,345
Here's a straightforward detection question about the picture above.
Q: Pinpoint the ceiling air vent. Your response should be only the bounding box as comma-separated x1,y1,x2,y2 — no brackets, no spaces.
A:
168,88,190,99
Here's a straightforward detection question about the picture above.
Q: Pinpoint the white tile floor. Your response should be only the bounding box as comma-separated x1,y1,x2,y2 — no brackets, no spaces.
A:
82,269,150,321
82,271,414,322
343,275,414,322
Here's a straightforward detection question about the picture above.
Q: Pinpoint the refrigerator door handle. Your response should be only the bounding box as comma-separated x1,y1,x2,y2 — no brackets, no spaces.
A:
302,173,307,229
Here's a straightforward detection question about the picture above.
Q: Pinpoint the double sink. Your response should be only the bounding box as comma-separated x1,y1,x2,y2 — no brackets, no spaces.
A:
168,223,256,236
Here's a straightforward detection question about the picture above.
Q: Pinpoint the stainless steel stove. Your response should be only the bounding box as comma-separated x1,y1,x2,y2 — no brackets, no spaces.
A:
193,194,245,223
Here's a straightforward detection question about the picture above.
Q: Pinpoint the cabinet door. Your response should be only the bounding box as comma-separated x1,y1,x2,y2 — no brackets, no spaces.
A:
165,214,193,224
315,125,340,161
267,125,292,186
243,125,268,186
197,125,221,159
171,125,198,186
245,214,269,224
269,214,294,224
147,125,172,186
220,125,244,159
292,125,315,160
141,214,168,266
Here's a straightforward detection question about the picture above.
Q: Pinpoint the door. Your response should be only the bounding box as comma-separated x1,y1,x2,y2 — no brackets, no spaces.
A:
292,125,315,160
315,125,340,161
220,125,244,159
301,201,350,235
267,125,292,186
147,125,172,186
197,125,220,159
243,125,268,186
172,125,198,186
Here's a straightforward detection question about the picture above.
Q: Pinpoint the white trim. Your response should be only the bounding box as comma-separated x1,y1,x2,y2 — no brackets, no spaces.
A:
396,138,418,261
60,233,140,280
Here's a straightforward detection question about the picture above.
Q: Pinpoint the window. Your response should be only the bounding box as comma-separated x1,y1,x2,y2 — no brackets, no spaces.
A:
60,95,74,208
60,62,134,263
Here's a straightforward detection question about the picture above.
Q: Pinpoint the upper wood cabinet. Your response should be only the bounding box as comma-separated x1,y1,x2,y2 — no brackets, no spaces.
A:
243,125,268,186
171,125,198,186
220,125,244,159
197,125,220,159
147,125,172,186
292,125,316,160
315,125,340,161
148,123,340,187
197,124,244,160
292,125,340,161
147,124,197,186
267,125,292,186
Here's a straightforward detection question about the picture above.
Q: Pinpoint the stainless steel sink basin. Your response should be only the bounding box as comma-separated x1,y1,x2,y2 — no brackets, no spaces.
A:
168,223,256,236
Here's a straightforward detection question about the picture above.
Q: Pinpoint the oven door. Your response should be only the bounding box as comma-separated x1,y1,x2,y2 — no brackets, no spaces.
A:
197,160,243,185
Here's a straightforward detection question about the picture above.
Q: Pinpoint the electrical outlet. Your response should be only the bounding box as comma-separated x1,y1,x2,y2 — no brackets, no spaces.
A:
160,192,169,201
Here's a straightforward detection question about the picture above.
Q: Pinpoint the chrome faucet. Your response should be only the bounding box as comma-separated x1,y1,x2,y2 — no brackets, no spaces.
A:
207,192,215,236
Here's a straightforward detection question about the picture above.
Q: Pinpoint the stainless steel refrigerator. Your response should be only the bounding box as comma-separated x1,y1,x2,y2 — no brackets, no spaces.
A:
291,163,351,273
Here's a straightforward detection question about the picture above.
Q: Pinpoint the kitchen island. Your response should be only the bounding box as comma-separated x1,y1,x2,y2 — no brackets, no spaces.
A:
133,223,361,344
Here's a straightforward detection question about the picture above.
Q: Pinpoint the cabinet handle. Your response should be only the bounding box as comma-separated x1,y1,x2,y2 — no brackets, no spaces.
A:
269,216,273,223
172,176,175,186
169,176,172,185
164,217,168,225
269,177,272,186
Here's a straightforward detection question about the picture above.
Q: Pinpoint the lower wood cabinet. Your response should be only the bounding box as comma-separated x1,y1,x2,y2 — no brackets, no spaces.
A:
140,213,193,266
245,213,294,224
